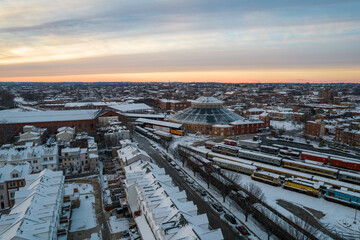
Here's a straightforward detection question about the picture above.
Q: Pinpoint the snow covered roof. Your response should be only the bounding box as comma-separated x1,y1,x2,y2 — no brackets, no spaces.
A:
0,109,101,124
0,144,58,163
123,113,166,119
64,101,118,108
192,96,223,104
136,118,182,129
0,169,64,240
231,119,263,125
0,163,31,182
57,126,75,133
61,147,80,153
160,99,180,103
213,124,232,128
110,103,152,112
117,145,151,165
124,161,224,240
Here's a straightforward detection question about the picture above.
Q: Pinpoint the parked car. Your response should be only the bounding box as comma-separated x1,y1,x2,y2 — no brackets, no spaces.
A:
212,203,224,212
198,189,207,196
236,225,250,235
224,213,236,224
186,177,194,184
175,166,180,170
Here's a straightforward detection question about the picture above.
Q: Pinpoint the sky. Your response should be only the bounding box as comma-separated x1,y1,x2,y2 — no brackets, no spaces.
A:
0,0,360,83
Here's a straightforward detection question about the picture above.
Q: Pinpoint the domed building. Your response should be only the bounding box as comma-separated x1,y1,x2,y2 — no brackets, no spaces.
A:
169,94,270,137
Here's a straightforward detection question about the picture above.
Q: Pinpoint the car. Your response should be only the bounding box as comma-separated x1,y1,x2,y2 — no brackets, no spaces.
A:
175,166,180,170
186,177,194,184
224,213,236,224
236,225,250,235
212,203,224,212
198,189,207,196
170,161,176,166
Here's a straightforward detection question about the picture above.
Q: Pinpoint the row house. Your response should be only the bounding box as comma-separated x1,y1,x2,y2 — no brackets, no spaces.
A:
0,163,31,210
0,143,58,172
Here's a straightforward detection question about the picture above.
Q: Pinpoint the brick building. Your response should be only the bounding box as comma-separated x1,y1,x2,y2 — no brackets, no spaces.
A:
335,128,360,146
169,94,269,137
0,109,121,144
305,120,325,137
159,99,191,111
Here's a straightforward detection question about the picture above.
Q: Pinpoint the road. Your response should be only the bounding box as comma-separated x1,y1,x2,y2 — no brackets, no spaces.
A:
134,133,244,240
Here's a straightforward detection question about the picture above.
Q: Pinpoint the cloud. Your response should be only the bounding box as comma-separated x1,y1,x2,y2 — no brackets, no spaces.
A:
0,0,359,80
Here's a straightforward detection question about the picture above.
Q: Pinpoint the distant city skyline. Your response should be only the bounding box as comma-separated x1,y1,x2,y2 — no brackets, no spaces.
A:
1,0,359,83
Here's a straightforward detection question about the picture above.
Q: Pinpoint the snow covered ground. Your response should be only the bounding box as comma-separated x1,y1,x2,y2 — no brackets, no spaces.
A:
70,194,97,232
238,173,359,238
85,232,102,240
65,183,94,195
271,120,304,131
108,216,129,233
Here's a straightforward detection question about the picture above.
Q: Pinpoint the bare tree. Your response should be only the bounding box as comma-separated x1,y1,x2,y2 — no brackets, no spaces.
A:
221,171,241,202
242,182,265,221
0,122,17,145
288,215,320,240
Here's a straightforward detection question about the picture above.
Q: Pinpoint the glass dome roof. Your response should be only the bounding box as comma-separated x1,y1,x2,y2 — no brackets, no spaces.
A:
169,107,244,124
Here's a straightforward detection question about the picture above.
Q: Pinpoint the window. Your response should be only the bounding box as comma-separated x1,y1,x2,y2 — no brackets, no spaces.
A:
0,194,3,200
43,157,47,161
8,182,16,188
0,185,3,190
33,160,38,164
49,157,53,161
20,181,24,186
12,173,19,178
9,192,15,199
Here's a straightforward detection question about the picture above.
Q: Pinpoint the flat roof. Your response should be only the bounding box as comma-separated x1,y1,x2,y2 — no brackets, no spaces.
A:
136,118,182,129
124,113,166,119
0,109,100,124
110,103,152,112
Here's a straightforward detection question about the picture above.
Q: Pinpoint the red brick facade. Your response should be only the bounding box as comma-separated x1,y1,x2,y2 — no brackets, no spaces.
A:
176,120,268,137
159,100,190,111
335,128,360,146
305,121,324,137
0,110,122,137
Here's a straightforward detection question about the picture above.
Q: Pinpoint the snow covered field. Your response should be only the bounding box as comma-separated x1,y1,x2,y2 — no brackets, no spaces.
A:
271,120,304,131
70,194,97,232
85,232,102,240
108,216,129,233
76,183,94,194
238,174,359,238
